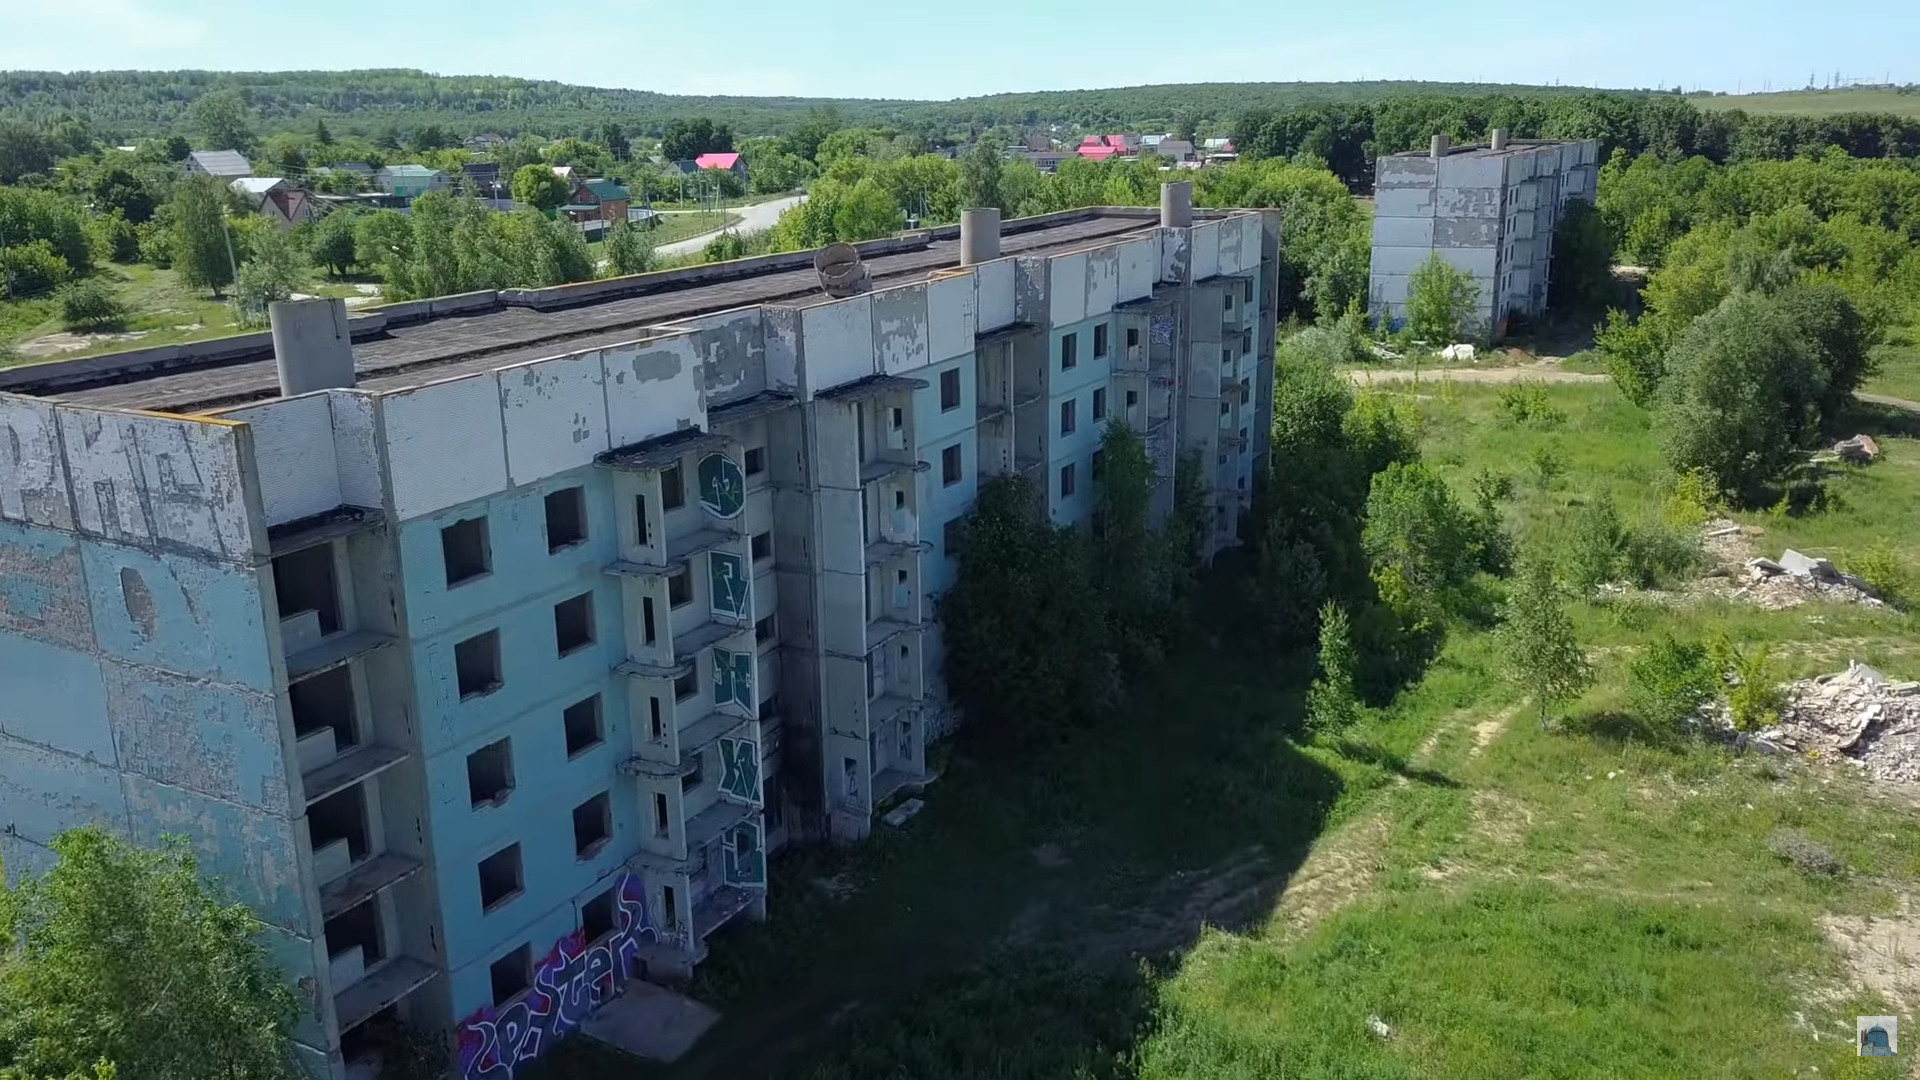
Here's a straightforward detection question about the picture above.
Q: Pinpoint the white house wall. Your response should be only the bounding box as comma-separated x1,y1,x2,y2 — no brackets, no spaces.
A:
926,274,975,363
974,259,1015,332
603,336,704,447
381,373,509,521
801,295,876,392
1048,252,1088,327
221,393,342,527
871,283,931,376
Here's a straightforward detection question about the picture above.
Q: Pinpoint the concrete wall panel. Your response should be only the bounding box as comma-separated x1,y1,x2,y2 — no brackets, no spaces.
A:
0,518,91,649
0,395,72,530
1372,246,1447,277
0,633,110,759
224,394,341,527
686,312,766,405
82,544,273,688
328,390,383,508
1373,216,1435,248
1435,186,1501,219
58,409,254,559
975,259,1015,332
105,662,286,812
1435,218,1500,247
802,295,875,392
0,734,128,845
765,307,801,394
926,274,975,363
871,283,931,376
122,776,307,929
383,374,508,520
498,352,610,487
603,337,703,448
1117,238,1155,302
1216,216,1245,275
1442,155,1506,189
1049,253,1088,327
1373,186,1435,218
1190,221,1221,280
1159,227,1189,283
1085,249,1119,318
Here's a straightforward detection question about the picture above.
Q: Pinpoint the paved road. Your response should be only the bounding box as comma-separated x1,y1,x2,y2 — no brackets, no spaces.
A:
654,195,806,257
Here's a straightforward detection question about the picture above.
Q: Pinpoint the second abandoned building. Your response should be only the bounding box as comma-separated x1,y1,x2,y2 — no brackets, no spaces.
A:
0,183,1279,1078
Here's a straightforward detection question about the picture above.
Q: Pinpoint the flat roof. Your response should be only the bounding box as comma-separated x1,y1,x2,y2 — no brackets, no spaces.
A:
1388,138,1589,159
21,210,1162,415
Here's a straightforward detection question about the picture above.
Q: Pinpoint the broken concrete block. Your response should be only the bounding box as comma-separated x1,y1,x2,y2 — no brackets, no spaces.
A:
881,798,925,828
1747,557,1785,576
1778,549,1839,582
1833,435,1880,464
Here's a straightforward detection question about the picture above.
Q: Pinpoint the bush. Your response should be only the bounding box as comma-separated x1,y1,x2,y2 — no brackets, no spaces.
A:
1496,381,1567,427
58,279,130,331
1709,637,1784,732
89,213,141,264
1620,521,1703,588
231,228,309,328
1627,634,1718,735
1305,602,1361,734
1766,828,1844,877
135,220,172,268
0,238,71,296
1564,493,1626,591
1528,444,1564,490
1660,468,1721,530
1405,251,1481,344
603,218,656,277
1846,540,1909,606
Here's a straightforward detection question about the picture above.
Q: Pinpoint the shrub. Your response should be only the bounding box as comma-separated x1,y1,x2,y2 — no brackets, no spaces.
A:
1564,494,1625,591
1767,828,1844,877
1660,468,1721,530
135,220,172,268
1627,634,1718,735
1621,521,1703,588
1496,381,1567,427
604,218,656,277
58,279,130,331
90,213,141,264
1846,540,1909,606
1709,636,1784,732
1305,602,1361,734
231,228,309,329
1405,251,1480,344
1528,444,1564,490
0,238,71,296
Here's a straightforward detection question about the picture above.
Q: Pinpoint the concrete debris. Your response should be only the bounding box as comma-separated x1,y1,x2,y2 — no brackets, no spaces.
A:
1735,547,1884,610
1778,549,1841,582
1369,342,1402,363
1743,662,1920,783
1439,343,1478,363
1367,1014,1395,1039
1832,435,1881,464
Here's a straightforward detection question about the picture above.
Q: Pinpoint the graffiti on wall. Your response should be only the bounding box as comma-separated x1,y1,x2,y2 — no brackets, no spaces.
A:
696,453,745,519
711,646,753,713
707,549,750,620
456,871,661,1080
1151,313,1175,349
723,820,766,888
717,734,761,805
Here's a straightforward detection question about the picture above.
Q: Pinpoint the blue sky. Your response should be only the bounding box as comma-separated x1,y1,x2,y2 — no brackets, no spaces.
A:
0,0,1914,101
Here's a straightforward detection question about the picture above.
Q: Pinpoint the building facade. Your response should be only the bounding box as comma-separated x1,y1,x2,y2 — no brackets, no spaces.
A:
0,193,1278,1079
1368,132,1600,339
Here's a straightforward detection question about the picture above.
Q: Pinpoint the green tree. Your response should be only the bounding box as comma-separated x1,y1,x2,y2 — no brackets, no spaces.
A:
1657,292,1824,501
1362,460,1499,624
185,89,253,152
1563,491,1626,592
0,240,72,298
1091,423,1179,667
58,279,129,331
308,209,359,277
0,118,56,183
1404,251,1481,344
314,117,333,145
1548,198,1614,312
957,141,1004,213
832,176,901,241
1627,634,1718,737
600,121,630,161
0,827,301,1080
1772,282,1878,421
168,176,236,295
603,217,655,277
1497,553,1593,728
510,163,569,212
1305,602,1361,733
89,168,157,225
0,187,94,276
232,227,309,327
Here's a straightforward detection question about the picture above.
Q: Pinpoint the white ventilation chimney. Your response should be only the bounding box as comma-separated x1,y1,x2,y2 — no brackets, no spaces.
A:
1430,134,1450,159
1160,181,1193,228
1490,128,1510,151
960,208,1001,266
270,298,355,396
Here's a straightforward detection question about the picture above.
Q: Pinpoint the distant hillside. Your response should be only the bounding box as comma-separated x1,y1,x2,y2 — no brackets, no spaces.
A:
1692,86,1920,118
0,69,1642,140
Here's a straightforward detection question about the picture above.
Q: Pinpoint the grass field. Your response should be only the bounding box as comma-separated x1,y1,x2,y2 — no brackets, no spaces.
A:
1691,88,1920,117
526,378,1918,1080
1866,321,1920,404
641,211,742,248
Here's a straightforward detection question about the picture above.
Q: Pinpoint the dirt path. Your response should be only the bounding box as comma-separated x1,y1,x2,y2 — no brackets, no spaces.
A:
1348,366,1608,386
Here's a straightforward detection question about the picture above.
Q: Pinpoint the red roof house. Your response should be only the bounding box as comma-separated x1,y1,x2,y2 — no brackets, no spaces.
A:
694,152,745,175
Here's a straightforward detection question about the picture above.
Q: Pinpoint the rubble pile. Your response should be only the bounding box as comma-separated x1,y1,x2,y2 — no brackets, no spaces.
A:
1745,663,1920,782
1736,547,1885,610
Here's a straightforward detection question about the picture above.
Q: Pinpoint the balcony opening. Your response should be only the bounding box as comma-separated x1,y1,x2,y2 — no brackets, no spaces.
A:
581,884,617,942
289,665,357,754
673,667,700,703
751,531,773,563
308,785,369,864
323,896,385,971
649,696,665,740
1126,327,1139,350
755,614,776,644
1093,323,1108,359
439,517,490,589
667,568,693,608
661,885,679,930
478,843,523,912
633,494,650,546
544,487,587,552
489,943,531,1007
652,793,670,837
660,464,685,511
563,695,603,758
843,757,860,799
1126,389,1139,409
455,630,501,699
642,595,658,644
744,446,766,477
572,792,611,858
273,543,341,636
467,738,513,807
553,592,595,656
764,773,784,831
681,750,704,793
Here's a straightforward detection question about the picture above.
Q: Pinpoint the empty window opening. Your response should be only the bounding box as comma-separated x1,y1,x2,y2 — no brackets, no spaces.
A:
682,751,705,792
489,944,531,1007
440,517,490,588
633,494,650,546
308,785,370,862
642,595,658,645
274,543,342,634
289,665,357,753
752,531,773,562
1060,463,1076,497
1092,449,1106,482
581,885,617,942
667,568,693,608
661,885,680,929
660,465,685,511
467,738,513,806
478,844,523,911
893,489,906,512
1092,388,1106,421
1060,399,1076,435
939,368,961,411
1061,333,1078,370
545,487,587,552
652,793,670,837
563,695,603,758
942,444,962,487
1093,324,1109,358
1125,327,1139,350
455,631,502,698
572,792,611,858
890,407,904,431
649,696,665,740
553,592,595,656
1126,389,1139,409
323,897,385,968
756,614,777,643
744,446,766,476
673,667,700,703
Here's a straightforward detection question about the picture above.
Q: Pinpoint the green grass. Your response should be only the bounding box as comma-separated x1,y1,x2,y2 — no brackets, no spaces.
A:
1691,87,1920,117
1864,320,1920,404
639,211,742,248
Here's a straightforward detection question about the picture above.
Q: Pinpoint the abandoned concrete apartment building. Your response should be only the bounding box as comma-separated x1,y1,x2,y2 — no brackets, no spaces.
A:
0,184,1279,1078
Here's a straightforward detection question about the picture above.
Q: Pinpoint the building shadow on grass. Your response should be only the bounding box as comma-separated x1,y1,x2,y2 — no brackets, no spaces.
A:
1326,737,1464,788
530,593,1349,1080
